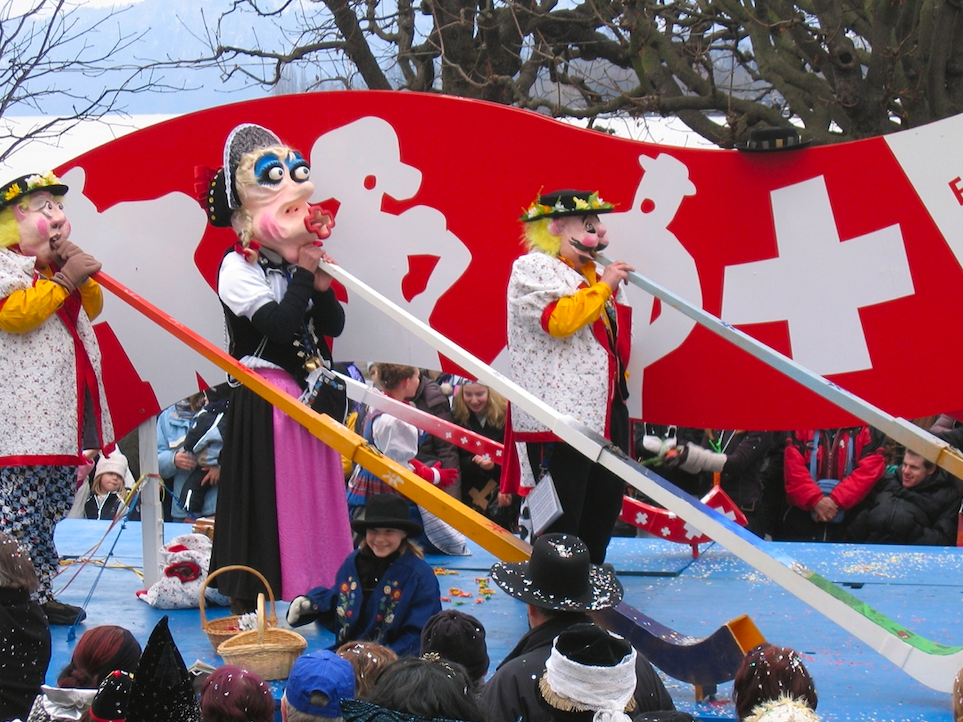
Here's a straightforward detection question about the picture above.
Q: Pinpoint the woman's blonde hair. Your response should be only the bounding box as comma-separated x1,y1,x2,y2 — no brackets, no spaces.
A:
452,382,506,430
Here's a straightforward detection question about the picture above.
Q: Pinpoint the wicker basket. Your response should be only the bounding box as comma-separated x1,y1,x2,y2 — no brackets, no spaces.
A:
192,517,215,541
217,593,307,680
200,565,278,652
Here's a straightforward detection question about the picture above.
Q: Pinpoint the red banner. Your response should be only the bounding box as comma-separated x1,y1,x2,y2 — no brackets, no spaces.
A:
57,91,963,437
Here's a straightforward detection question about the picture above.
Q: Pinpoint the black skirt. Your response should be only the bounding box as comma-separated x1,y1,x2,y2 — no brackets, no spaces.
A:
209,385,280,601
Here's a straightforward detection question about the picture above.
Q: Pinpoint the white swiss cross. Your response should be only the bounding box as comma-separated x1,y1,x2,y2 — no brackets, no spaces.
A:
722,176,914,375
683,507,738,539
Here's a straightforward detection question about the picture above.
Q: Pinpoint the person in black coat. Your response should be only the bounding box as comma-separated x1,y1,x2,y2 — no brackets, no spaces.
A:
480,534,674,722
0,532,50,722
847,449,962,546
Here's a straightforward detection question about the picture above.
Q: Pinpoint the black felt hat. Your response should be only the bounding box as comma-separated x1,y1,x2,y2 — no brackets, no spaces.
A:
420,609,490,681
126,617,201,722
0,173,68,210
350,494,422,537
490,534,623,611
535,623,637,722
90,670,135,722
519,189,616,222
736,127,812,152
554,622,633,665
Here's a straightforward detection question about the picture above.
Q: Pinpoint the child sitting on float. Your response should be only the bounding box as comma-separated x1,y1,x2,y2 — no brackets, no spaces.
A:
68,450,130,521
286,493,442,657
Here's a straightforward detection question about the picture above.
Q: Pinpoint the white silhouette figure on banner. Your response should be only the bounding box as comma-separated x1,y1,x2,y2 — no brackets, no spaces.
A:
604,153,700,418
311,117,472,367
61,167,221,410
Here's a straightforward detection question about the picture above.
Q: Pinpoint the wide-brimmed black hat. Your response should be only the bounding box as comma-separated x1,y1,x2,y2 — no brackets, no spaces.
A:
490,534,623,611
519,190,616,222
736,127,811,152
351,494,422,537
0,172,68,210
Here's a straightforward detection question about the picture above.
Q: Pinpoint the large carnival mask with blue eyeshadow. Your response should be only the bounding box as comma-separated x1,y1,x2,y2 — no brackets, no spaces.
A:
235,147,323,263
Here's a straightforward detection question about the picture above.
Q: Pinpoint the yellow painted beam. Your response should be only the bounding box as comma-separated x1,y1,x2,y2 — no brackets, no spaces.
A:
95,272,531,564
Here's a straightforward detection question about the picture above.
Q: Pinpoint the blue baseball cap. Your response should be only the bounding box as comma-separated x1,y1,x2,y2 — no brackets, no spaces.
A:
285,650,356,717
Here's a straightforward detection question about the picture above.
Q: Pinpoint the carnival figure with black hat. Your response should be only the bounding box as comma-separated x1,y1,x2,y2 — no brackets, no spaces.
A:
481,534,673,722
196,124,353,610
503,190,634,565
0,172,112,625
286,493,442,657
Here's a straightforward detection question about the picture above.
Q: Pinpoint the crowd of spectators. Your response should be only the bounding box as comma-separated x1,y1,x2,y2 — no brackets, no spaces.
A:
634,416,963,547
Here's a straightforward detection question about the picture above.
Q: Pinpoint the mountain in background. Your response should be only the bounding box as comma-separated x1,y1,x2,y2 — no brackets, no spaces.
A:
13,0,286,116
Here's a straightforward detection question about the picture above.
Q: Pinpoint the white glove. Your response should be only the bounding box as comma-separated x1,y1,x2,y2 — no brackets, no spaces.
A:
641,434,677,457
286,595,314,627
679,442,727,474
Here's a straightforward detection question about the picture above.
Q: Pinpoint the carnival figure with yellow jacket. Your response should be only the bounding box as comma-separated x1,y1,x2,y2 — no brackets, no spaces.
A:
503,190,634,565
0,172,112,625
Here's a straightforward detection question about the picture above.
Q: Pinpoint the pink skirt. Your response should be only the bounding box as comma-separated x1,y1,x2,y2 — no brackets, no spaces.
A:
264,369,354,598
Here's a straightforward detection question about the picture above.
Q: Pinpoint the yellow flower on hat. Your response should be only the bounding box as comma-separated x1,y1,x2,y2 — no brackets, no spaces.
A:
4,184,20,202
587,191,606,208
24,172,62,191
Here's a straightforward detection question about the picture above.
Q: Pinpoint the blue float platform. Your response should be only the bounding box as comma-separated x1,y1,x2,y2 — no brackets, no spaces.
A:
45,520,961,721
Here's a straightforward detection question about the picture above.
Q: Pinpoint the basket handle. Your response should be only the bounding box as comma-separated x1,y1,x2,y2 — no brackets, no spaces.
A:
257,593,266,645
199,564,278,627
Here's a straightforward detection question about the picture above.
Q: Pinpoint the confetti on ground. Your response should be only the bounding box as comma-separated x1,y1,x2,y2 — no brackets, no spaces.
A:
434,568,459,575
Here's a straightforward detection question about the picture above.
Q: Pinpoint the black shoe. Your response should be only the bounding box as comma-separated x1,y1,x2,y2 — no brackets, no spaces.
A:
42,599,87,625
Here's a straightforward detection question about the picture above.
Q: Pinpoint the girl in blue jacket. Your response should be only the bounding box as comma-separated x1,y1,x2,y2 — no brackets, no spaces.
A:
286,494,442,656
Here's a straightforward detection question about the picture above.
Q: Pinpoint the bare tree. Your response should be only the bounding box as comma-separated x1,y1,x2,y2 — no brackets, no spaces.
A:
0,0,182,165
200,0,963,146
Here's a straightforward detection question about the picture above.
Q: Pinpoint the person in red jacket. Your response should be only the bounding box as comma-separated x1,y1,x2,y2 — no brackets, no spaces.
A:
778,427,886,541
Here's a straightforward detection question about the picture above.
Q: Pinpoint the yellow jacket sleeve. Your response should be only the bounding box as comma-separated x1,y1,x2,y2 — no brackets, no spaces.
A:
0,278,71,333
78,278,104,320
546,263,613,337
0,277,103,333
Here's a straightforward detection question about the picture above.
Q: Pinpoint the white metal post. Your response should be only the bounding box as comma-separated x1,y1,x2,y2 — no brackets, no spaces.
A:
138,417,164,588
